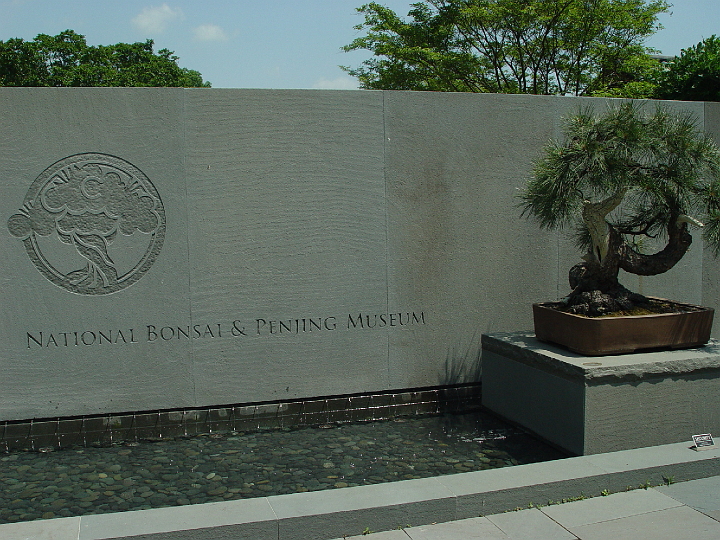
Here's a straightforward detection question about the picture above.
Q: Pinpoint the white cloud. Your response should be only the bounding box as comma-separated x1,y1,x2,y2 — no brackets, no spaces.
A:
312,76,359,90
132,4,183,34
192,24,228,42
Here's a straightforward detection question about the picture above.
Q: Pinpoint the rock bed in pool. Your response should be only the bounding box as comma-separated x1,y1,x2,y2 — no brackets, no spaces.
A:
0,411,566,524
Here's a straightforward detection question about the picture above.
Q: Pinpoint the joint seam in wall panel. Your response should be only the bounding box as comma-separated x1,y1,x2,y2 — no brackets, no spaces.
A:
182,89,198,407
383,91,391,390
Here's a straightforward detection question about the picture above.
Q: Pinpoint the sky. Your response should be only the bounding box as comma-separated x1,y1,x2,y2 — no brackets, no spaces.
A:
0,0,718,89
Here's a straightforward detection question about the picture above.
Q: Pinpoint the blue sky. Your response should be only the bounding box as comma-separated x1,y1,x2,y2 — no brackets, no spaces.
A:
0,0,717,89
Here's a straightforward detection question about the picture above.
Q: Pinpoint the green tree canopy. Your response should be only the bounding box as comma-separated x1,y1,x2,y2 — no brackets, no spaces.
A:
342,0,668,96
0,30,210,87
654,36,720,102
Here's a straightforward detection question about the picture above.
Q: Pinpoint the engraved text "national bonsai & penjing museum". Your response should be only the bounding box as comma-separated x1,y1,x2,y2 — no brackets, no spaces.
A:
25,311,426,348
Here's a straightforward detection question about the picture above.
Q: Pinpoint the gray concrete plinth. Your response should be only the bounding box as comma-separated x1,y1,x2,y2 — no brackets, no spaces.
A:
481,332,720,455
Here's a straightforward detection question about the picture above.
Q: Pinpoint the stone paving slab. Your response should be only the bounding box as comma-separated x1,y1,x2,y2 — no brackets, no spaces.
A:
567,505,720,540
400,517,511,539
341,530,410,540
655,474,720,514
328,474,720,540
487,508,577,540
538,488,682,528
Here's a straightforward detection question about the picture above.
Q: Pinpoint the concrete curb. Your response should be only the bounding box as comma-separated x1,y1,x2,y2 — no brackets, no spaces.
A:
1,442,717,540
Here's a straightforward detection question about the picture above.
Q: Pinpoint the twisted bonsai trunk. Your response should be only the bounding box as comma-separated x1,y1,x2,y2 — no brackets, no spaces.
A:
564,193,694,315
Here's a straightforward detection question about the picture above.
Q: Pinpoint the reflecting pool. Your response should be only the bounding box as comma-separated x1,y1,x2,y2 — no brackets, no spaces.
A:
0,411,565,524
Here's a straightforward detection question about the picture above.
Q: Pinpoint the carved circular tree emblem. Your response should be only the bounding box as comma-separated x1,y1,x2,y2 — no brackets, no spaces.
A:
7,153,165,295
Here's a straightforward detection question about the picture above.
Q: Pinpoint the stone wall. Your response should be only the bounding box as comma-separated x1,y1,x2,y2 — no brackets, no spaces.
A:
1,88,716,422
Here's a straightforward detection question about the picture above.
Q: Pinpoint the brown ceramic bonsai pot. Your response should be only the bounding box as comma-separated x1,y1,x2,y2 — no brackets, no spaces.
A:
533,298,714,356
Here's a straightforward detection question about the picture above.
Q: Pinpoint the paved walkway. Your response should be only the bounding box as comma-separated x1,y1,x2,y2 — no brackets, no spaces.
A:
335,475,720,540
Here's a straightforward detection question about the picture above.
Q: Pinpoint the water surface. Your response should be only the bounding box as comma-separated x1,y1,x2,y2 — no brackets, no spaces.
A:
0,411,565,524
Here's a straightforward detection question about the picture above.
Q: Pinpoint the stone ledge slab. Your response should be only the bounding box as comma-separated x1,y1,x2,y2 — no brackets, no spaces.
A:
481,333,720,383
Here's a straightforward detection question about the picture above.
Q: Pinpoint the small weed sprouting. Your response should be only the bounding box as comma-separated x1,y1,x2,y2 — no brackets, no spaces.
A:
546,493,587,506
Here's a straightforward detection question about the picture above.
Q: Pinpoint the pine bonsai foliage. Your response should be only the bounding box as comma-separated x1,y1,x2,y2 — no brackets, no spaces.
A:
520,102,720,315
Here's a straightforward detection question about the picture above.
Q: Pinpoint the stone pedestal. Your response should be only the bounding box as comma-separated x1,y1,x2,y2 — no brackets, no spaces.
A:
481,332,720,455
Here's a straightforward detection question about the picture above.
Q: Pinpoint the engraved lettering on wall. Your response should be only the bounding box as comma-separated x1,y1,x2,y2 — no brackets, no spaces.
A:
25,311,427,348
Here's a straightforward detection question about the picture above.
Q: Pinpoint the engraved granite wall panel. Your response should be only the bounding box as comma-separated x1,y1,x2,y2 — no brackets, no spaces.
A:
703,101,720,337
183,90,390,405
383,93,710,389
0,89,194,420
383,92,566,388
0,89,715,423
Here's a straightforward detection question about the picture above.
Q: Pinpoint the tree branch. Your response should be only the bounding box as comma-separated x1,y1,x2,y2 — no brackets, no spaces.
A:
619,220,693,276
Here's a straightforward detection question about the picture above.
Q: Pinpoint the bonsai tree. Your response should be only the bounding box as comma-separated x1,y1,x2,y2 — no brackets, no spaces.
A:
520,102,720,316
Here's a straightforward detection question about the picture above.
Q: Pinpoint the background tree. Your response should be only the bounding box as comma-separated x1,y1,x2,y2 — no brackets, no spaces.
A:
342,0,668,96
654,35,720,101
589,52,663,99
0,30,210,87
520,103,720,316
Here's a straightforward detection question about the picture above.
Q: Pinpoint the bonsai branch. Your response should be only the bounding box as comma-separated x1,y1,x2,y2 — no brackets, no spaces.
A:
677,214,704,228
619,219,694,276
